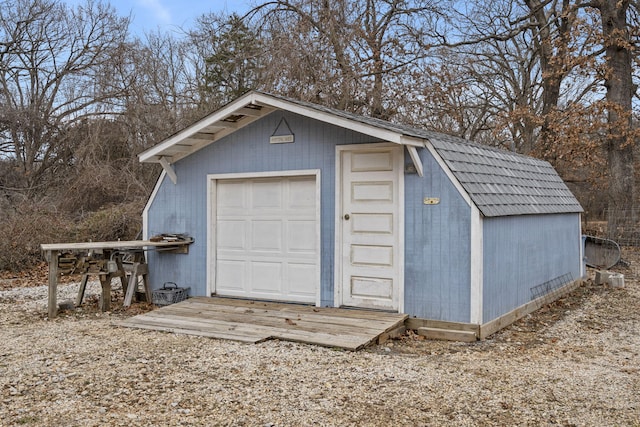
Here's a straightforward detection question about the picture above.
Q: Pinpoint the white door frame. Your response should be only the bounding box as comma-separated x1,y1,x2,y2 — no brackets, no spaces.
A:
206,169,322,306
334,143,405,312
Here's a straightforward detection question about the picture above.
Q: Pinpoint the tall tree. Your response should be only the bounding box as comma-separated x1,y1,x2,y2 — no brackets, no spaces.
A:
590,0,638,220
0,0,129,196
250,0,443,119
190,13,264,109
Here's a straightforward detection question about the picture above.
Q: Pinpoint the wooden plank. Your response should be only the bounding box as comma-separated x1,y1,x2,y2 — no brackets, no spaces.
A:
75,274,90,307
138,251,152,303
47,250,58,319
189,297,406,321
161,304,398,338
141,309,377,343
119,297,408,351
41,239,193,252
123,264,139,308
124,311,369,350
181,298,407,329
117,319,265,343
115,255,128,294
405,318,480,333
99,275,111,312
178,299,406,332
417,327,477,342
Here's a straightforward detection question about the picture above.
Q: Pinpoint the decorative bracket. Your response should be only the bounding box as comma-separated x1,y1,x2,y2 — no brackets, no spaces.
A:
406,145,424,177
159,157,177,184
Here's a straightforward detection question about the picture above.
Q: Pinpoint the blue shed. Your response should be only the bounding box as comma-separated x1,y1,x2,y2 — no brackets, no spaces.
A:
139,91,584,338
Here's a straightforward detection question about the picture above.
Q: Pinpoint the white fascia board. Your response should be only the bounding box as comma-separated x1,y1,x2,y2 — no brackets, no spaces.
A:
139,91,427,164
579,213,586,278
252,94,424,147
138,93,264,163
142,170,167,240
424,140,474,208
399,135,426,147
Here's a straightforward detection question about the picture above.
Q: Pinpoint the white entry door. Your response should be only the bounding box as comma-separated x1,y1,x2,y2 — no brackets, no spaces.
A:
213,173,319,303
338,145,403,311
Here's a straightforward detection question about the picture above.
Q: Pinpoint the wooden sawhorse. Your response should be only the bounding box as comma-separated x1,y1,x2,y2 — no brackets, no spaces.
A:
75,249,151,310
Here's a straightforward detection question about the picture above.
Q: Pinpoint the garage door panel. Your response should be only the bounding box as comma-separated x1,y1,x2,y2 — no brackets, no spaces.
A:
217,181,246,210
288,177,316,209
216,260,246,292
287,263,317,298
250,261,283,294
287,220,316,253
215,174,318,304
251,179,283,209
217,220,247,251
251,220,282,252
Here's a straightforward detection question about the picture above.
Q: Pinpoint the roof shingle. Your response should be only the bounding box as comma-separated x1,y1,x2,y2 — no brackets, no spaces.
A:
270,92,583,217
428,136,583,217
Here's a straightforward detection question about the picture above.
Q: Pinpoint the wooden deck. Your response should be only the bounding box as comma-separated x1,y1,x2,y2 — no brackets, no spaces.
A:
117,297,408,351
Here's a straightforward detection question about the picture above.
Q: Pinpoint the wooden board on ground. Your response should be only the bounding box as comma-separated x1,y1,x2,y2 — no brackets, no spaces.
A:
117,297,408,351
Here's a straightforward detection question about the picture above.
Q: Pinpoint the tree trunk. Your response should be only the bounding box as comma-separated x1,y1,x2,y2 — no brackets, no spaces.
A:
594,0,636,236
523,0,575,159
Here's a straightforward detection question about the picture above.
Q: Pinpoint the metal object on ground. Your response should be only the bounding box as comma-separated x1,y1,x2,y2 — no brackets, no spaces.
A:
152,282,190,306
584,235,621,269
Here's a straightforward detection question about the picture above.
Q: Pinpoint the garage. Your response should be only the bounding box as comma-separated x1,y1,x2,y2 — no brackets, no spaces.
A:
142,91,583,336
209,171,320,303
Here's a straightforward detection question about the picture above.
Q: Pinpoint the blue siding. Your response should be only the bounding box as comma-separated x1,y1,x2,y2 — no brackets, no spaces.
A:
403,148,472,322
482,213,582,321
146,110,581,324
146,111,379,306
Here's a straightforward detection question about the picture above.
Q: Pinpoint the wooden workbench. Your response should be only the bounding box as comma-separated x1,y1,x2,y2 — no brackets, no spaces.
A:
41,239,192,318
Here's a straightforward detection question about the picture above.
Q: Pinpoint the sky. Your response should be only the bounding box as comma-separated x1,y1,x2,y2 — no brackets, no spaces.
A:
66,0,253,35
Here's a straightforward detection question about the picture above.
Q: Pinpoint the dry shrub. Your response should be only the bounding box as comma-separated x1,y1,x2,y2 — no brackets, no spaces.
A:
0,201,143,272
75,202,143,243
0,201,73,271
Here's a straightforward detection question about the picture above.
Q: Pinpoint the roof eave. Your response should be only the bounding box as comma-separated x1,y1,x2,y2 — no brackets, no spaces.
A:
138,91,427,165
138,92,276,164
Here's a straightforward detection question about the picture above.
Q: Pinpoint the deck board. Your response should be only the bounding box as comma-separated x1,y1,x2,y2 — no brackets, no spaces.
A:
117,297,408,351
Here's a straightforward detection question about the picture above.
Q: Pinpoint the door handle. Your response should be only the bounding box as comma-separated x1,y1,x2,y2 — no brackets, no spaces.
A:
344,214,350,220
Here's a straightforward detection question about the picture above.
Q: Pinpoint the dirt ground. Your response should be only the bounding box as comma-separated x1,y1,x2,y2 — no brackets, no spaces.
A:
1,254,639,426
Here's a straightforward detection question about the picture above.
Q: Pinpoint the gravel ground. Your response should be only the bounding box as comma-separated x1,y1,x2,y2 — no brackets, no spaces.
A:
1,261,639,426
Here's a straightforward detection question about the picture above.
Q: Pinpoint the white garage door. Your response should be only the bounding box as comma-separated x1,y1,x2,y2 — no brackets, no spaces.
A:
214,174,319,303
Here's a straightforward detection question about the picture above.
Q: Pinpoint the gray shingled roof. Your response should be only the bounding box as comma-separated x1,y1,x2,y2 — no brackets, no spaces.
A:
428,137,583,217
269,93,583,217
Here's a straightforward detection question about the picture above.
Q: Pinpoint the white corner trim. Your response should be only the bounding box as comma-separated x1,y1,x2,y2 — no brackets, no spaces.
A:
396,147,406,314
159,157,177,184
579,213,586,278
424,141,474,207
142,170,167,241
334,148,343,309
206,177,217,297
406,145,424,177
469,206,483,324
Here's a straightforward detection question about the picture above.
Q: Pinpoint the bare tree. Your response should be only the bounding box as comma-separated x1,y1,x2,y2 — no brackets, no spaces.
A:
0,0,130,196
248,0,444,119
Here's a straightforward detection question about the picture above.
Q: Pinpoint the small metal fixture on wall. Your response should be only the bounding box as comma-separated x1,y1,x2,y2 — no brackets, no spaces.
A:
269,116,295,144
405,163,417,174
